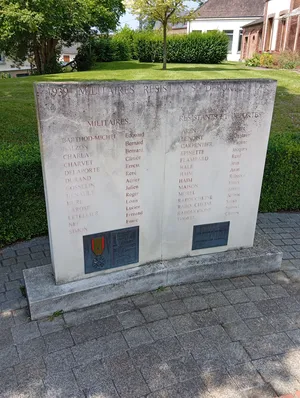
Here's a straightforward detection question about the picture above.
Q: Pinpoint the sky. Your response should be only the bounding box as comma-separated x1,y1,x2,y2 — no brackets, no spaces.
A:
119,1,199,29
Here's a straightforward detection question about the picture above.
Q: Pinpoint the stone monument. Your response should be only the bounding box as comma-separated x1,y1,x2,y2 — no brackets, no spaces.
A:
24,80,282,319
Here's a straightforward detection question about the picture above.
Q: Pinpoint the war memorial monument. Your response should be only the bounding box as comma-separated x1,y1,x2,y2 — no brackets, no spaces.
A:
23,80,282,319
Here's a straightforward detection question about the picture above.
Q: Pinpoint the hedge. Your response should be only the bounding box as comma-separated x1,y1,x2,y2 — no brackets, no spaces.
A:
260,133,300,212
75,31,228,71
76,36,131,71
91,37,131,62
136,31,229,64
0,143,47,247
114,26,138,60
1,134,299,248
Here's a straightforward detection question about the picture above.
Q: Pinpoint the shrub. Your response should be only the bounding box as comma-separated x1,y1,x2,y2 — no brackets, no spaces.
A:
136,32,161,62
114,25,138,60
75,35,131,70
1,73,12,78
259,53,273,67
260,133,300,212
245,52,273,68
110,37,131,61
246,51,300,70
75,44,95,71
245,53,260,67
0,143,47,247
273,51,300,69
136,31,228,64
92,37,115,62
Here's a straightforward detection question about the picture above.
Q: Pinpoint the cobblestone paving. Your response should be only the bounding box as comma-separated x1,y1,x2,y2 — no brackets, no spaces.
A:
1,213,300,397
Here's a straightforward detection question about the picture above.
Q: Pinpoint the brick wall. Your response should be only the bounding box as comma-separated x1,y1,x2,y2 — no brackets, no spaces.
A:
241,25,263,59
287,15,299,50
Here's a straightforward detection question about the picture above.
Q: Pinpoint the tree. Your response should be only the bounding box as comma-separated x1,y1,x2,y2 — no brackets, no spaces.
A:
0,0,125,74
138,16,156,31
125,0,195,70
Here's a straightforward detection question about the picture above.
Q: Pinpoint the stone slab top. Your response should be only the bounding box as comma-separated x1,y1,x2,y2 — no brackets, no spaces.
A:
35,78,277,85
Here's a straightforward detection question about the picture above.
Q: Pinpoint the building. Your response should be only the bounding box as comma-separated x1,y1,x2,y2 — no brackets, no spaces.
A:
0,43,79,77
242,0,300,59
263,0,300,53
154,21,187,35
168,22,187,35
0,54,31,77
241,19,264,59
187,0,265,61
59,44,79,65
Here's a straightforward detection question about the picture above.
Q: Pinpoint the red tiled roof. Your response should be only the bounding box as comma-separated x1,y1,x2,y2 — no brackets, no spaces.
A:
194,0,265,18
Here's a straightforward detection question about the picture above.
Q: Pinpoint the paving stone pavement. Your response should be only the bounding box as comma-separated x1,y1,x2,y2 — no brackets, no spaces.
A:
1,213,300,397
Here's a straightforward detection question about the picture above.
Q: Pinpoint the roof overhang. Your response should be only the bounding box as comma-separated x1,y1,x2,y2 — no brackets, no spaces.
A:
192,16,263,21
242,17,264,28
279,7,300,19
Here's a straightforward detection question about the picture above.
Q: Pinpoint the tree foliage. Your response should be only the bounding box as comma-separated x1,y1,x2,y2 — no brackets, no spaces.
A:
115,25,138,58
125,0,195,69
138,16,156,31
0,0,125,74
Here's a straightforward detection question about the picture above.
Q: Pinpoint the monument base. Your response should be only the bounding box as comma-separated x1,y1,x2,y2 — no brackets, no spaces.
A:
24,234,282,320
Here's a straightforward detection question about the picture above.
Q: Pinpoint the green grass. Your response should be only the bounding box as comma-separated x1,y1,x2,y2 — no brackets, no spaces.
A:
0,60,300,145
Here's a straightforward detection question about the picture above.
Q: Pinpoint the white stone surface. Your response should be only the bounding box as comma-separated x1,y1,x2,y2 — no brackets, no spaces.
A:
35,80,277,284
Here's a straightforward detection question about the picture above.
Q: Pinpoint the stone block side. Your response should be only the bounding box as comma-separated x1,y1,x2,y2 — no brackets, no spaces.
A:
24,235,282,320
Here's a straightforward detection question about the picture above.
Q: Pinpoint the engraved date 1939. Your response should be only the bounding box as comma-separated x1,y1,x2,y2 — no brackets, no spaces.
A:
48,87,69,97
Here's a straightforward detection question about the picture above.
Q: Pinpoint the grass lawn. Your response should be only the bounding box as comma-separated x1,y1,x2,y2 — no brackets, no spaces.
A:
0,60,299,146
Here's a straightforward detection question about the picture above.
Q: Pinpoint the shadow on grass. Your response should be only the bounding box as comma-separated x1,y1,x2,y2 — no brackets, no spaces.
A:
167,65,252,72
92,60,155,71
158,61,248,72
90,60,248,73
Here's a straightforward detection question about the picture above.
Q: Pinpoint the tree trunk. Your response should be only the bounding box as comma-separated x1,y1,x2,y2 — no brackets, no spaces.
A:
33,46,42,74
40,41,46,74
163,22,167,70
34,38,59,74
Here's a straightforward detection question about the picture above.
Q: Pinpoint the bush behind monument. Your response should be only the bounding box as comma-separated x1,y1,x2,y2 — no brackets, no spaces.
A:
136,31,228,64
260,133,300,212
75,31,228,71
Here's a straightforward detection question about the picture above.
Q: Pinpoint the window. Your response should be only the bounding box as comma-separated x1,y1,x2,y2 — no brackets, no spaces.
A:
244,36,249,56
63,55,70,63
265,17,274,51
238,30,243,53
0,53,5,63
224,30,234,53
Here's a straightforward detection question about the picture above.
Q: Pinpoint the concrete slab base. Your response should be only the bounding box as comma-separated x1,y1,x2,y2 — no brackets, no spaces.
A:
24,234,282,320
